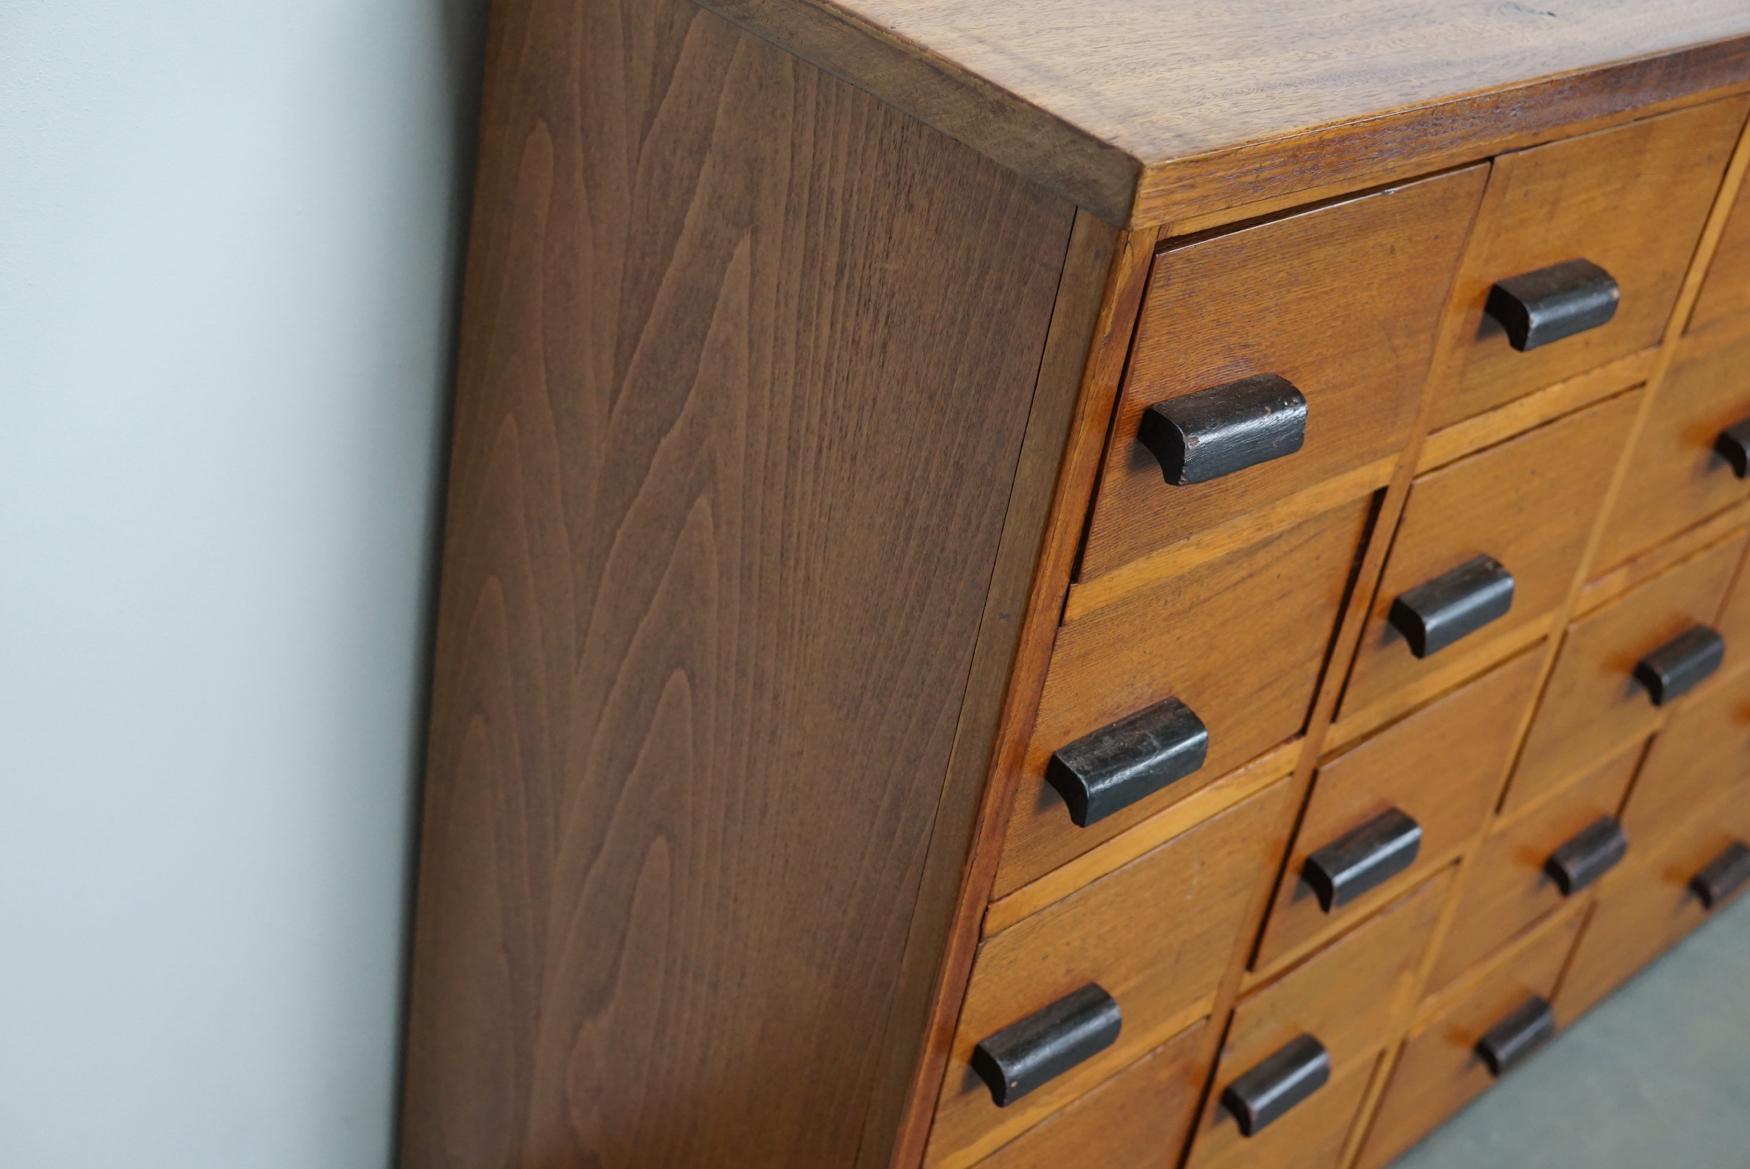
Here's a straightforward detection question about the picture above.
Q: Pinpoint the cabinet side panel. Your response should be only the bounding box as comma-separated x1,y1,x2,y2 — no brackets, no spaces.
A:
397,2,1075,1167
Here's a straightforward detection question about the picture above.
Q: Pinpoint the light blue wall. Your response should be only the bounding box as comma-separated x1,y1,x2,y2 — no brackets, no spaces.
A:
0,3,484,1165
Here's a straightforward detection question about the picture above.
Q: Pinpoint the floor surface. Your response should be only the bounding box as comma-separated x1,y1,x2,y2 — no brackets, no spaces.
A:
1391,895,1750,1168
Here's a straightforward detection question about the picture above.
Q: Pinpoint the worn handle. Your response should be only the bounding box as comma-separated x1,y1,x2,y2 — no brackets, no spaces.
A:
1221,1034,1331,1137
1634,625,1725,706
1484,258,1620,351
1303,807,1423,912
970,984,1122,1107
1692,841,1750,910
1388,555,1515,659
1047,698,1209,827
1545,815,1628,896
1476,996,1556,1077
1715,419,1750,479
1137,373,1307,486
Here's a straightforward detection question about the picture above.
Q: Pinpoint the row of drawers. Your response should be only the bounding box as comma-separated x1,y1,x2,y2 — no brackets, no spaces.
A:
924,92,1750,1169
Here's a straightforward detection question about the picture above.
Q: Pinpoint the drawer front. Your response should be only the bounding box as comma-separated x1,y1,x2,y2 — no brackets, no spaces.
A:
1079,168,1485,580
1345,391,1639,714
1691,172,1750,334
1595,333,1750,572
1258,652,1542,968
1427,742,1639,992
1559,789,1750,1020
969,1022,1208,1169
1624,668,1750,847
1193,1056,1379,1169
1357,911,1585,1169
1188,870,1451,1168
1431,98,1747,430
927,781,1291,1168
995,499,1370,897
1508,532,1744,810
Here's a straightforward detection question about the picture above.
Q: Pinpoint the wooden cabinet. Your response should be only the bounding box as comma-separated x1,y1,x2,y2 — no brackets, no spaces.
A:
399,6,1750,1168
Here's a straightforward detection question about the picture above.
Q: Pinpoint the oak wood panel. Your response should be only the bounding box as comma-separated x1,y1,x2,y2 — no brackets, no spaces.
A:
1430,99,1747,430
1426,741,1641,993
926,781,1293,1169
705,0,1750,226
1257,652,1543,971
967,1023,1209,1169
1624,668,1750,847
1691,167,1750,331
396,3,1075,1167
1195,1056,1380,1169
1356,909,1585,1169
1081,170,1483,580
1558,786,1750,1019
1187,871,1450,1169
1594,332,1750,571
1345,390,1640,717
1506,533,1746,810
994,499,1372,898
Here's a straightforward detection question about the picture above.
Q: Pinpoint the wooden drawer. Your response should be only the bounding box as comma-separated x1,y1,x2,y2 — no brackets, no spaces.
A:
1192,1056,1380,1169
1594,333,1750,572
1624,668,1750,847
1507,531,1745,810
1426,741,1640,992
1078,168,1485,580
1691,167,1750,334
1431,98,1748,431
1345,390,1639,714
1257,651,1542,970
1187,869,1451,1169
995,498,1370,897
968,1022,1208,1169
926,780,1291,1168
1357,910,1585,1169
1559,788,1750,1020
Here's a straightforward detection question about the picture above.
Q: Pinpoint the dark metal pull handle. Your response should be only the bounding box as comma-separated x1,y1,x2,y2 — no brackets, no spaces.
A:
1715,420,1750,478
1634,625,1725,706
1692,841,1750,910
1047,698,1209,827
1221,1034,1331,1137
1137,373,1307,486
1388,555,1515,659
1485,258,1620,351
1545,815,1628,896
1303,807,1423,912
970,984,1122,1107
1476,996,1556,1077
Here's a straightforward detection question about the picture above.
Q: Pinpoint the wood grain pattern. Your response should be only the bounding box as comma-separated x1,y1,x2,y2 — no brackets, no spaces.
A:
1256,652,1543,972
1506,532,1746,811
396,4,1075,1167
1081,170,1483,580
1430,98,1748,430
1343,390,1641,716
1623,667,1750,848
1690,168,1750,331
1425,741,1642,993
995,499,1372,898
704,0,1750,226
926,781,1292,1169
1195,1056,1380,1169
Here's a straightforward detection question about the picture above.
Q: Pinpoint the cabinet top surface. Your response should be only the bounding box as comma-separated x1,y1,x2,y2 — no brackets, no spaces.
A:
710,0,1750,224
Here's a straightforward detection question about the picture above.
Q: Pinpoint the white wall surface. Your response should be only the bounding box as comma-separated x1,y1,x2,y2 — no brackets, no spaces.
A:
0,2,484,1165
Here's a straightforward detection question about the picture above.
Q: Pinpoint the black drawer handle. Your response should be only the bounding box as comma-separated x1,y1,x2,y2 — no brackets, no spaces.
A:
1715,419,1750,478
970,983,1122,1107
1545,815,1628,896
1485,258,1620,351
1476,996,1556,1077
1388,555,1515,659
1692,841,1750,910
1221,1034,1331,1137
1047,698,1209,827
1138,373,1307,486
1303,807,1423,912
1634,625,1725,706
